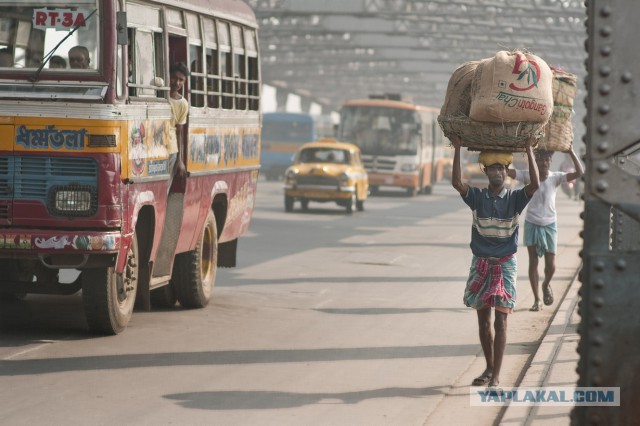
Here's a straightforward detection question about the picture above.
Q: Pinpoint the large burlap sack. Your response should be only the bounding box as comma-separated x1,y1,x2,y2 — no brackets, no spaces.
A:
469,50,553,123
551,67,577,107
538,105,573,152
441,61,480,116
537,68,577,152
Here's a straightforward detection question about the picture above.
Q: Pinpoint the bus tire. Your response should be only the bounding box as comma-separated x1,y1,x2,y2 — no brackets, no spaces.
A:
172,210,217,309
423,185,433,195
150,283,177,309
82,233,139,335
406,186,418,197
301,198,309,211
285,195,294,212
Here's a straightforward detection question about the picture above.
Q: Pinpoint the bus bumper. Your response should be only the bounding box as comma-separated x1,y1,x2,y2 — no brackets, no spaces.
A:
0,229,121,268
367,172,418,188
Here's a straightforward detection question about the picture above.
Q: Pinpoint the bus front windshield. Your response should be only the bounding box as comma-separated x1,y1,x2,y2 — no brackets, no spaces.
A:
339,106,421,156
0,1,99,75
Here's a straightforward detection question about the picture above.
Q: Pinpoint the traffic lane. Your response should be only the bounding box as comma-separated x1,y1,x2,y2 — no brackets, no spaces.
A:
0,182,481,425
240,180,466,270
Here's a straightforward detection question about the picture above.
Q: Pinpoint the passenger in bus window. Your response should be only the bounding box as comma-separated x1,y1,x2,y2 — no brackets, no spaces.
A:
49,55,67,69
69,46,91,69
167,62,190,191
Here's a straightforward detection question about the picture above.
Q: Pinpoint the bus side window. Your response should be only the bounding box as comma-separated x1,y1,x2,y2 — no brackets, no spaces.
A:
218,21,233,110
206,48,220,108
127,29,135,97
129,28,165,98
245,29,259,111
231,24,246,110
189,44,204,107
247,54,259,111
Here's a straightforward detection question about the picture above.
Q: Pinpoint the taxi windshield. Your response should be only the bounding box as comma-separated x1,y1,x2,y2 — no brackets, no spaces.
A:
0,1,99,72
299,148,350,164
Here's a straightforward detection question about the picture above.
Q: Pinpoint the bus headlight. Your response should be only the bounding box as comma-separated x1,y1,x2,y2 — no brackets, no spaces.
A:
49,185,97,217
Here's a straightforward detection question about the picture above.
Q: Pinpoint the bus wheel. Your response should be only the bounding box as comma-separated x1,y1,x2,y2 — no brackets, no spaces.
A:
150,283,177,309
285,195,294,212
370,186,379,196
172,210,217,309
422,185,433,195
82,233,139,335
406,186,418,197
301,198,309,211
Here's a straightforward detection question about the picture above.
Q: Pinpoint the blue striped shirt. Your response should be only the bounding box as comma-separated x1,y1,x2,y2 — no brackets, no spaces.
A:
462,186,530,258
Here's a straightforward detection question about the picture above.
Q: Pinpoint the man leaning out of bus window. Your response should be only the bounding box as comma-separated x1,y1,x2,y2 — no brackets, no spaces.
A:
167,62,190,191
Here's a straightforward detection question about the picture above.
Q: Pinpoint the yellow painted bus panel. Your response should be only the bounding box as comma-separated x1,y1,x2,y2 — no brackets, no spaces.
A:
0,125,13,151
12,118,121,154
188,126,260,173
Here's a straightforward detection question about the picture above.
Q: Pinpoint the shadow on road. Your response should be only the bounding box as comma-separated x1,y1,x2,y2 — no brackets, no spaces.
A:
164,385,446,410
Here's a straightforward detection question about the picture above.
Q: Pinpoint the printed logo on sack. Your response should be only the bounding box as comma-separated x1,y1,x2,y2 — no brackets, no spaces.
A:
509,53,541,92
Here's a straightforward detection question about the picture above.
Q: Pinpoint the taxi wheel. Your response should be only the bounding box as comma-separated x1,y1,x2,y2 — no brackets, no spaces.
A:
285,195,294,212
346,193,356,214
301,198,309,211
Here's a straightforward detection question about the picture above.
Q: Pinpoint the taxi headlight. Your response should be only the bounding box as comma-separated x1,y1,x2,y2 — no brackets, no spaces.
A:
339,172,353,183
49,185,97,217
285,169,298,179
284,169,298,185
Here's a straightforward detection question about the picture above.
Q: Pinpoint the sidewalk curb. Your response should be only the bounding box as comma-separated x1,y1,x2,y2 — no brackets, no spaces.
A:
499,265,582,425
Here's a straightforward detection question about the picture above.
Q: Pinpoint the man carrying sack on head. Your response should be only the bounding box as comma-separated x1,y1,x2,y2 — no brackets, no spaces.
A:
451,135,539,389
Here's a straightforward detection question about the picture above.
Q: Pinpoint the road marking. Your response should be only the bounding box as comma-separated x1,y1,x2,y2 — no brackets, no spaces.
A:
3,341,56,360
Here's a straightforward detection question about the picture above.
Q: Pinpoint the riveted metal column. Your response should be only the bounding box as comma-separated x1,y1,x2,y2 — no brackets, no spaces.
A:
574,1,640,424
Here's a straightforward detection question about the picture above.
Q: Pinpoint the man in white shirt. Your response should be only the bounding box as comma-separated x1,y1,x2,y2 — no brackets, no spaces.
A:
508,147,584,311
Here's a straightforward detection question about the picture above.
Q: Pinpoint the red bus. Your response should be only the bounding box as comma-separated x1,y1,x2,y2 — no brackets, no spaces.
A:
0,0,261,334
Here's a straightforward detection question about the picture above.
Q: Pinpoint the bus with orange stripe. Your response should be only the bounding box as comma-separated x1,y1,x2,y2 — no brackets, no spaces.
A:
338,95,449,196
0,0,261,334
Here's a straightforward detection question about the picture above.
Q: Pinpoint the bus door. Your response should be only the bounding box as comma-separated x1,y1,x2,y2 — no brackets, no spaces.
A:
168,35,188,193
152,35,188,281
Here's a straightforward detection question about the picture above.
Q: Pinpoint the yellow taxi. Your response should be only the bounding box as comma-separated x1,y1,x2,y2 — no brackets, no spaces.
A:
283,138,369,213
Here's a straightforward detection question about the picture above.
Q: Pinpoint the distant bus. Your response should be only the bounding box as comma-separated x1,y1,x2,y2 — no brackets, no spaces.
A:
260,112,317,180
338,96,448,195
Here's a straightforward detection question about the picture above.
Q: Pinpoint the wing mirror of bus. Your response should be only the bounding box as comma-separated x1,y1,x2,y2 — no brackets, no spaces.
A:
117,12,128,45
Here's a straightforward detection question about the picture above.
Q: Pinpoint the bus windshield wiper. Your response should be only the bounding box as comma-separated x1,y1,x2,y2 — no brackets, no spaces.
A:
30,8,98,83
